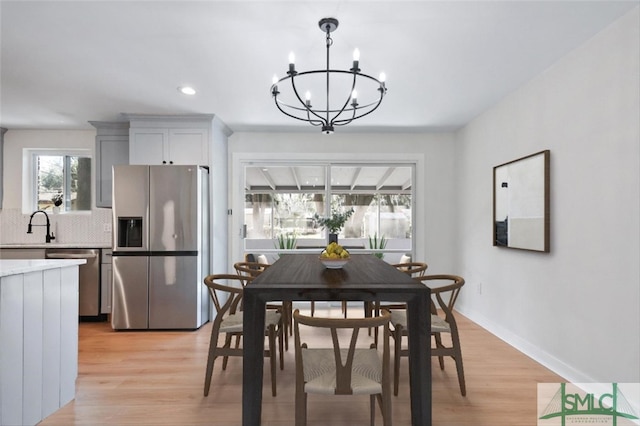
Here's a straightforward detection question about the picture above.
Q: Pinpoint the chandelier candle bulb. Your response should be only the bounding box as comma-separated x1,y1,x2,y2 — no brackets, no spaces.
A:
352,48,360,71
288,52,296,74
305,91,312,107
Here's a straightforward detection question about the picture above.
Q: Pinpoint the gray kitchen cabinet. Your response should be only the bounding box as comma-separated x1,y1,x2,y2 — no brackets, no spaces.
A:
124,114,215,166
0,248,46,259
0,128,6,209
100,249,112,314
90,121,129,208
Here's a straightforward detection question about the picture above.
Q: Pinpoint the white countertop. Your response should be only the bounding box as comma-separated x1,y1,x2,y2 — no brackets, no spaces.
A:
0,259,87,277
0,243,111,249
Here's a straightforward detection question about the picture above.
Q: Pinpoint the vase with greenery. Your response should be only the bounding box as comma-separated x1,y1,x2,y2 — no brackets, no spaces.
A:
313,208,354,243
274,233,297,256
368,233,387,259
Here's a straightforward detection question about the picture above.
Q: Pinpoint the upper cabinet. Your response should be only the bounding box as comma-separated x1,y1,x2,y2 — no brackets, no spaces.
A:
125,114,219,166
90,121,130,208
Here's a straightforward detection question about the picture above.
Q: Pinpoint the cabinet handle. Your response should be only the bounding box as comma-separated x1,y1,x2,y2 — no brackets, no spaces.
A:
169,161,173,164
162,161,167,164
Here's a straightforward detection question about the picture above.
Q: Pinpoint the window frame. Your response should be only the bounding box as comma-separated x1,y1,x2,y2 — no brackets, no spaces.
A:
24,148,93,214
232,152,424,270
241,161,415,259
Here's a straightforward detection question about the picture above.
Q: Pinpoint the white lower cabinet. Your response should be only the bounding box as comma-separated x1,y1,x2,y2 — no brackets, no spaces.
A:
0,265,79,426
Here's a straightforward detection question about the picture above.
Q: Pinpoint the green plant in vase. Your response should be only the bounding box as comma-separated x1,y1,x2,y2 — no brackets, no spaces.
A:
274,233,297,256
313,208,354,243
368,233,387,259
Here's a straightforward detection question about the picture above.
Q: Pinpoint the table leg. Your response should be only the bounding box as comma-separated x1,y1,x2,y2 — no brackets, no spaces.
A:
406,293,432,425
242,292,266,426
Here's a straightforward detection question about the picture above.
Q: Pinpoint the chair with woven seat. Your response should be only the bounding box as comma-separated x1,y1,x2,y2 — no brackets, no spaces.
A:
234,260,294,350
391,261,428,277
367,261,428,343
390,274,466,396
233,260,270,278
203,274,284,397
381,261,428,310
293,308,392,426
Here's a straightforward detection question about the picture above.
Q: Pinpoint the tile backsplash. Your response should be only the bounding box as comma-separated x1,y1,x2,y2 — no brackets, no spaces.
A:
0,208,112,245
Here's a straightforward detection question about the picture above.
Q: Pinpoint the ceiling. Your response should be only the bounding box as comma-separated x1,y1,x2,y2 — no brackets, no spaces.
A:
1,1,637,134
245,165,412,192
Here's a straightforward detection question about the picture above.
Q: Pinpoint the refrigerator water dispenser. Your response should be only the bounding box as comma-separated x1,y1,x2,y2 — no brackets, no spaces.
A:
117,217,143,247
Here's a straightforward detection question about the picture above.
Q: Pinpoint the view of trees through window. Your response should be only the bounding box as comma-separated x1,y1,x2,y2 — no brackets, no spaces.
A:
244,164,413,245
34,153,91,212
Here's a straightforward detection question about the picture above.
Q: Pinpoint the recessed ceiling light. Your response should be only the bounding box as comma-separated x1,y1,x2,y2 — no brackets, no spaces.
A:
178,86,196,95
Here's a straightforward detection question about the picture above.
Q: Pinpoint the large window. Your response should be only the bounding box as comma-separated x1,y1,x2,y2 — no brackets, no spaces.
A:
243,163,413,256
28,150,92,213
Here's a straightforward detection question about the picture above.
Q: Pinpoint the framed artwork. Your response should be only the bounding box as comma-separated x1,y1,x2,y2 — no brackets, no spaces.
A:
493,150,550,252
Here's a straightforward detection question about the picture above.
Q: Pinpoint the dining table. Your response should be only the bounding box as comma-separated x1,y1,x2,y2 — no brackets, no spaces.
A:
242,253,432,425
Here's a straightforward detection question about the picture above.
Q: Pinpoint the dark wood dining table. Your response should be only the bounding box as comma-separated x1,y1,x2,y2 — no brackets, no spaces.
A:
242,253,432,425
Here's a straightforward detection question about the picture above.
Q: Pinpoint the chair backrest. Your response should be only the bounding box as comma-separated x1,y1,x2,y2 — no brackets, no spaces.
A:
392,261,428,278
234,261,270,278
293,309,391,395
203,274,250,319
417,274,465,323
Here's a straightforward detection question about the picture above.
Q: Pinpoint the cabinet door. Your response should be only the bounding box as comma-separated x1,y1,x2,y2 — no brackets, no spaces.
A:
0,248,45,259
1,275,24,426
168,128,209,166
100,263,112,314
130,129,168,165
95,135,129,208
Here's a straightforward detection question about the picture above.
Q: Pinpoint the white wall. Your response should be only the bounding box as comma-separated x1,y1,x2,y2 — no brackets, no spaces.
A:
227,131,457,274
3,130,95,209
0,130,111,245
209,119,231,277
454,7,639,383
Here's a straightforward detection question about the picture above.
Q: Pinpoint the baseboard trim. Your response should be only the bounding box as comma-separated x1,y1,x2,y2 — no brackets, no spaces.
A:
455,306,598,385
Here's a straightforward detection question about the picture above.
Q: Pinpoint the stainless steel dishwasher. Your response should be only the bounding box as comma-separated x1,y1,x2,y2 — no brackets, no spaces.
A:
45,248,103,319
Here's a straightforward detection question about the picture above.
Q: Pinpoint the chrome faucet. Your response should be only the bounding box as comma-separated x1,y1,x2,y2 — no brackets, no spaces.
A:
27,210,55,243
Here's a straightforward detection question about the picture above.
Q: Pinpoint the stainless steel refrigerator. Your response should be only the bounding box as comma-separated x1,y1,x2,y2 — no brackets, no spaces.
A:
111,165,210,330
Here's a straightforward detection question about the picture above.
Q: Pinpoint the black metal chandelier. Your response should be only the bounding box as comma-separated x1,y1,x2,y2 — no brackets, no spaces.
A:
270,18,387,134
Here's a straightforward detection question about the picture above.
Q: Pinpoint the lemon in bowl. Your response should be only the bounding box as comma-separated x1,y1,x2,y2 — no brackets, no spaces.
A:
320,242,350,268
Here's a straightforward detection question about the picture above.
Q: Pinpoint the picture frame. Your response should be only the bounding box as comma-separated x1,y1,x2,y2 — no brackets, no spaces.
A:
493,150,550,252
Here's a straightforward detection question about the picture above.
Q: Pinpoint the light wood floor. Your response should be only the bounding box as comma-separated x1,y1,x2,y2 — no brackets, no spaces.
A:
39,306,563,425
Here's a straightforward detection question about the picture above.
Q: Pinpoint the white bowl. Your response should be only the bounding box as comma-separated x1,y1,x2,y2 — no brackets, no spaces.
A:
319,257,350,269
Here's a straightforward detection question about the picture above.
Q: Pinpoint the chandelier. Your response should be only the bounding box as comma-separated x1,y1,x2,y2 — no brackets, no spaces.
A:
270,18,387,134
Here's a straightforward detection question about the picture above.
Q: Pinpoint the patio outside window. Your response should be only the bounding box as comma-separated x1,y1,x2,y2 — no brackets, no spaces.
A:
243,163,414,263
